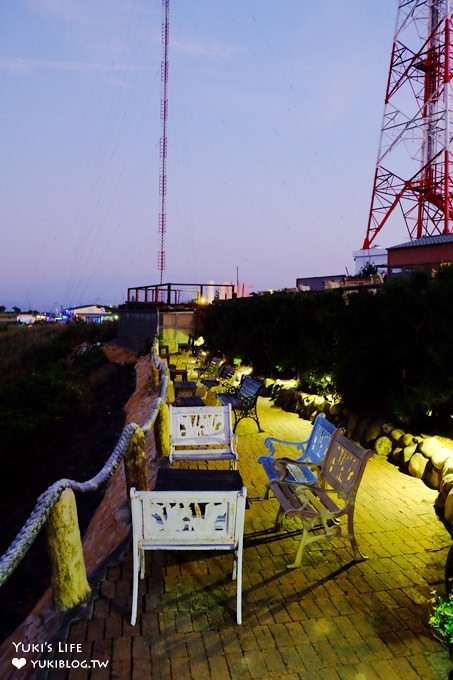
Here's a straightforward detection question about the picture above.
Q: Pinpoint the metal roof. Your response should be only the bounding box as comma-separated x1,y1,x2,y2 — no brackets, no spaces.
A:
389,234,453,250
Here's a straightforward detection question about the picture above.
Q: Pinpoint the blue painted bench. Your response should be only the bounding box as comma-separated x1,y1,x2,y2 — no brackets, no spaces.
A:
269,429,373,567
258,412,337,498
217,375,263,432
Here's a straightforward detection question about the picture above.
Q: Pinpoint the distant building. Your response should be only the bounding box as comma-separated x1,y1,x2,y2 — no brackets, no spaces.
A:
387,234,453,273
0,312,19,325
296,274,383,293
65,305,116,323
17,312,46,324
353,246,388,275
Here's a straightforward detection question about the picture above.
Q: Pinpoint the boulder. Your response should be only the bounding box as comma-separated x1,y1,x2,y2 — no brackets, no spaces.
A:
422,460,441,489
408,452,428,479
443,488,453,524
390,428,405,443
375,436,393,457
328,402,343,417
402,443,417,464
401,433,416,447
390,447,403,466
346,413,359,440
419,436,442,459
364,420,382,443
441,473,453,495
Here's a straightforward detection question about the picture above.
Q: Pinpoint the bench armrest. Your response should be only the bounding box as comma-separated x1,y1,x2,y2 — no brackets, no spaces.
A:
263,436,309,458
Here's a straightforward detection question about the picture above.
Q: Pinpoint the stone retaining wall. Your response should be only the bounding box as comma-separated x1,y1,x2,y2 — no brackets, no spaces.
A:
266,381,453,531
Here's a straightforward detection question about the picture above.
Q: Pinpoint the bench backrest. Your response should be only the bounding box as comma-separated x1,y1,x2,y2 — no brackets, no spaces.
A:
130,486,247,548
237,375,262,402
305,413,337,462
170,404,235,455
199,356,224,379
219,364,236,381
321,429,372,500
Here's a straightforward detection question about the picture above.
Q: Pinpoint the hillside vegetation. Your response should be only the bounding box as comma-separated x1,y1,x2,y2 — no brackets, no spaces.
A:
0,322,135,642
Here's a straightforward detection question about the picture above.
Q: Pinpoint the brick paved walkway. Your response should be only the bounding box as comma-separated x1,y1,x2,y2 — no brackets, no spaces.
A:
49,398,453,680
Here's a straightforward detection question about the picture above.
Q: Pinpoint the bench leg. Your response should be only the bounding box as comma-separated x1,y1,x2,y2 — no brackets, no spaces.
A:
235,546,243,625
347,512,367,561
233,411,263,433
287,528,309,568
130,547,141,625
274,506,284,532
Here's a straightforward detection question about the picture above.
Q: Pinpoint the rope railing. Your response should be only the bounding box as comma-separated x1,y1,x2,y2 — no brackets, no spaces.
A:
0,341,169,611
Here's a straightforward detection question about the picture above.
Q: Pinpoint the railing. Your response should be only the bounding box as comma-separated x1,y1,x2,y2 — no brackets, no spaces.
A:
127,281,236,305
0,339,169,612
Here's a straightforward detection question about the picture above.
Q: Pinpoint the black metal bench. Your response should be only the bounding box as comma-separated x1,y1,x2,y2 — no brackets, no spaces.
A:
217,375,263,432
196,356,224,384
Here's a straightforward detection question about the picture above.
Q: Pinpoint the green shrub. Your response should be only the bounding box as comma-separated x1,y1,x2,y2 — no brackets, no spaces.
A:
429,592,453,643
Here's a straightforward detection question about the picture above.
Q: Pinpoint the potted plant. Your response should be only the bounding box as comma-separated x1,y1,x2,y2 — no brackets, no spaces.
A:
429,591,453,653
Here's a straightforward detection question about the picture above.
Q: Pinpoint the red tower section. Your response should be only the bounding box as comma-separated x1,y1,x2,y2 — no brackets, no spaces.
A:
363,1,453,250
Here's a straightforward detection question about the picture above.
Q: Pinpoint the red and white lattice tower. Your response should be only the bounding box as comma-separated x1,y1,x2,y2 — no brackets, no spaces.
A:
363,0,453,249
158,0,170,284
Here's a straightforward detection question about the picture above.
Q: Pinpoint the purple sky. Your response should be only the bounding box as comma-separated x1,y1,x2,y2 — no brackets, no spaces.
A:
1,1,399,312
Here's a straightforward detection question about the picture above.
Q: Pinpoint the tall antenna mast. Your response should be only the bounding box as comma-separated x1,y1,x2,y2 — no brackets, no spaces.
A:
363,0,453,249
158,0,170,284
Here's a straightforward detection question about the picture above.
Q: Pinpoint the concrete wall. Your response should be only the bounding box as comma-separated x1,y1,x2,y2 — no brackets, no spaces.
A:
117,306,158,353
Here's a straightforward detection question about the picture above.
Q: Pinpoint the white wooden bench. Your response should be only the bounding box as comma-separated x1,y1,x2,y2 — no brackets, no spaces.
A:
130,479,247,625
269,429,373,568
169,404,239,469
258,413,337,498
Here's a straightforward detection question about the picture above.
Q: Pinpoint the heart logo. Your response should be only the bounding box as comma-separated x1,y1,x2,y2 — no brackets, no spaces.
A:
12,658,27,669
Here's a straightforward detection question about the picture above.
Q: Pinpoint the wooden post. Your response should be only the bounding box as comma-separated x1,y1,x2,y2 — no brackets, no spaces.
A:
46,488,91,610
151,361,160,388
155,400,170,458
167,379,175,405
124,427,149,492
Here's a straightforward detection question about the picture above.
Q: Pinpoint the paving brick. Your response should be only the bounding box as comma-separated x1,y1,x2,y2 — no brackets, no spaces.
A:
151,657,172,680
110,658,132,680
132,657,152,679
226,650,252,677
67,621,87,644
208,654,230,678
39,396,453,680
188,655,210,679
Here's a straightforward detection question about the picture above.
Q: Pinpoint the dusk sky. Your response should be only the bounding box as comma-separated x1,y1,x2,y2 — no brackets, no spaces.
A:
1,1,401,312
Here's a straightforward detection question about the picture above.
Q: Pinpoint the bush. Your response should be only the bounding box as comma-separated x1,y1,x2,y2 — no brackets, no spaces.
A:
201,269,453,434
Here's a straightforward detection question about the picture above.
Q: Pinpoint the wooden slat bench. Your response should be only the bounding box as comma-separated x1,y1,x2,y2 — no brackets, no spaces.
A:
258,413,338,498
269,429,373,568
201,363,237,389
169,404,239,468
130,468,247,625
217,375,263,432
195,356,224,383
